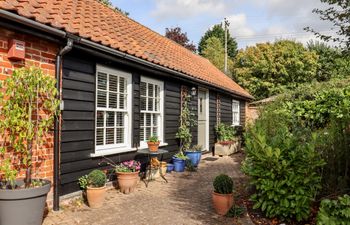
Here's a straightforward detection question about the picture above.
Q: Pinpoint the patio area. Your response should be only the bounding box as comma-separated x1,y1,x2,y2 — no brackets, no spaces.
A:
43,153,253,225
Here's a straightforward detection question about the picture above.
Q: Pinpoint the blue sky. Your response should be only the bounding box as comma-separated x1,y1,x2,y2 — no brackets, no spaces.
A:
112,0,334,49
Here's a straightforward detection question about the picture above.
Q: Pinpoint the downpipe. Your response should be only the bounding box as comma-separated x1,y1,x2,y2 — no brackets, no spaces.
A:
53,38,73,211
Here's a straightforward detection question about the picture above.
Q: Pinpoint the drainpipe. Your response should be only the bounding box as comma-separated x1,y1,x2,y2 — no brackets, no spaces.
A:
53,38,73,211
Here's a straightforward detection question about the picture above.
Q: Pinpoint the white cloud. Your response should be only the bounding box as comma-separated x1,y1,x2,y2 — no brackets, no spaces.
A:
151,0,227,20
226,14,255,37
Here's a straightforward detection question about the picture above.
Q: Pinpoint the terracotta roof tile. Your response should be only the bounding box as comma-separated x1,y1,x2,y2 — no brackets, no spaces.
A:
0,0,252,98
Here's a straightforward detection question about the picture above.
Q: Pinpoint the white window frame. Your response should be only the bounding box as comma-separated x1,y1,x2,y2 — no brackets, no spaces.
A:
139,76,164,148
232,99,240,126
94,65,132,155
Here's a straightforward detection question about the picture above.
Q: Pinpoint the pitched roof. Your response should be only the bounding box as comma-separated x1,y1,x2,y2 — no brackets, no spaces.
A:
0,0,252,99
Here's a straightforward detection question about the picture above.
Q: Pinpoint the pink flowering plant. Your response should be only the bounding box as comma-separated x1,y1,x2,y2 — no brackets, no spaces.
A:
115,160,141,173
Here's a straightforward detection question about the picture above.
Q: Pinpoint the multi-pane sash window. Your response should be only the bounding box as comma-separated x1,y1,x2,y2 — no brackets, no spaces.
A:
96,66,131,152
232,100,240,126
140,77,164,146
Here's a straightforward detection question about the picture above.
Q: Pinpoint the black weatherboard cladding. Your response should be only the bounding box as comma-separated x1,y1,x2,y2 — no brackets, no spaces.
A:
209,90,217,151
220,94,233,124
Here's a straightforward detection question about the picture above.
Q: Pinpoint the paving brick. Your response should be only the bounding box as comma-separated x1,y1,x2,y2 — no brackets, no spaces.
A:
43,153,253,225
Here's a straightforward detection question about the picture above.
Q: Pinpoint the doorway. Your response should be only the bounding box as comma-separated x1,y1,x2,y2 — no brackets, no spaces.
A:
197,89,209,151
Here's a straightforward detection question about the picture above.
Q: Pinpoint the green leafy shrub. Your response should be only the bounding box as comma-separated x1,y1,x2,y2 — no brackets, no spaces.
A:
87,170,106,188
243,114,325,221
317,194,350,225
147,135,159,143
213,174,234,194
215,123,237,142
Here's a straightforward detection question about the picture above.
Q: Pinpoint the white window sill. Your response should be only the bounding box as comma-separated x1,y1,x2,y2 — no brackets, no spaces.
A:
138,142,169,150
90,148,137,158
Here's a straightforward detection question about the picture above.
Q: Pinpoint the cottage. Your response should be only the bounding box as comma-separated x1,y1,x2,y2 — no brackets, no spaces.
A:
0,0,252,209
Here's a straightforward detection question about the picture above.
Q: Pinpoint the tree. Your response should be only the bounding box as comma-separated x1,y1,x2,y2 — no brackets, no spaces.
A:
306,0,350,51
202,37,233,74
307,40,350,81
232,40,319,100
198,24,238,58
165,27,196,52
98,0,129,16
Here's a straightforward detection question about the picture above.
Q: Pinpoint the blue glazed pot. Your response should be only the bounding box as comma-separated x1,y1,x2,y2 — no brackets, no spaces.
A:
172,157,186,172
184,151,202,167
166,163,174,173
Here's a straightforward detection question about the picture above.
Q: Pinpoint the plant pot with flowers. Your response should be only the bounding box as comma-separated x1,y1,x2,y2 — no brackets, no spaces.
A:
115,160,141,194
147,135,160,152
214,123,240,156
0,67,60,225
78,170,107,208
212,174,234,215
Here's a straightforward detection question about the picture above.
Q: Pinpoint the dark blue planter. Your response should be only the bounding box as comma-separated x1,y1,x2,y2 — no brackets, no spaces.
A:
185,151,202,167
172,157,186,172
166,163,174,173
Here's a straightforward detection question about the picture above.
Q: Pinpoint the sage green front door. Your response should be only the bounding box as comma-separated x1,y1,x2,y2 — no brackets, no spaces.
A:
197,89,208,151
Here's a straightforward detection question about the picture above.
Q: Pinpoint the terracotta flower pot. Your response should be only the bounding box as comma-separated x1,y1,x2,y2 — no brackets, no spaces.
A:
116,171,139,194
147,141,160,152
212,191,234,215
86,185,106,208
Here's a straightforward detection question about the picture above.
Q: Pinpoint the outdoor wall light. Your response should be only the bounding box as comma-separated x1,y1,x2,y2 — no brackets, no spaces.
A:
191,87,197,96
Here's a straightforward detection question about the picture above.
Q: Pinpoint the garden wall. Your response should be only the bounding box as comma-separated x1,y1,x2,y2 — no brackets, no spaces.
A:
0,27,58,185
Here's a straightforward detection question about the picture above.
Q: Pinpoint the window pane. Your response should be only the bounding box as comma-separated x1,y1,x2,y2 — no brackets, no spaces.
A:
152,127,158,137
96,128,104,145
106,128,115,144
148,97,153,111
145,127,151,140
140,82,146,96
119,77,126,93
96,111,104,127
109,92,118,108
148,83,154,97
97,72,107,90
146,113,151,126
153,114,158,126
140,127,145,141
106,111,115,127
116,112,124,127
109,75,118,92
155,85,159,97
116,128,124,143
97,91,107,107
155,99,159,111
141,96,146,111
119,93,125,109
140,113,145,127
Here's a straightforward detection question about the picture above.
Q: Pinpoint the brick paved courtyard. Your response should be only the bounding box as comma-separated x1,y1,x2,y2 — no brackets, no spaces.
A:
43,153,253,225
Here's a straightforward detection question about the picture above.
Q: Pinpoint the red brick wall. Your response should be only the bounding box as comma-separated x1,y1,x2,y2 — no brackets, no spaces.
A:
0,27,59,185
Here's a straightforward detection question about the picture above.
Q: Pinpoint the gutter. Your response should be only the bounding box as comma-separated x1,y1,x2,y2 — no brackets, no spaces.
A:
53,39,74,211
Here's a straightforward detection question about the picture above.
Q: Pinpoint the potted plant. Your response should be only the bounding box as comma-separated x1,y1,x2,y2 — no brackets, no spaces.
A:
214,123,240,156
212,174,234,215
184,144,203,167
115,160,141,194
78,170,107,208
0,67,60,225
172,152,189,172
147,135,160,152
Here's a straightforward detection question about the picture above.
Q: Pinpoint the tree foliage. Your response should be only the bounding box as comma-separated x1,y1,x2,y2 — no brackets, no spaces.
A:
198,24,238,59
98,0,129,16
307,40,350,81
165,27,196,52
232,40,319,100
306,0,350,52
202,37,229,72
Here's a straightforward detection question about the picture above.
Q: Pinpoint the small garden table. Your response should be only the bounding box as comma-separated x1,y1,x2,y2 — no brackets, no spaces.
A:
137,149,169,187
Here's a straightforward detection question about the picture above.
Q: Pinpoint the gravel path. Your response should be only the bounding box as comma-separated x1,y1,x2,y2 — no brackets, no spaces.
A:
43,153,253,225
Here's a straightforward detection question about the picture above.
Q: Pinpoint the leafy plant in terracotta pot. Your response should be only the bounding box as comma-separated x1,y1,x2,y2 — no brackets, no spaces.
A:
115,160,141,194
78,170,107,208
147,135,160,152
212,174,234,215
0,67,60,225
